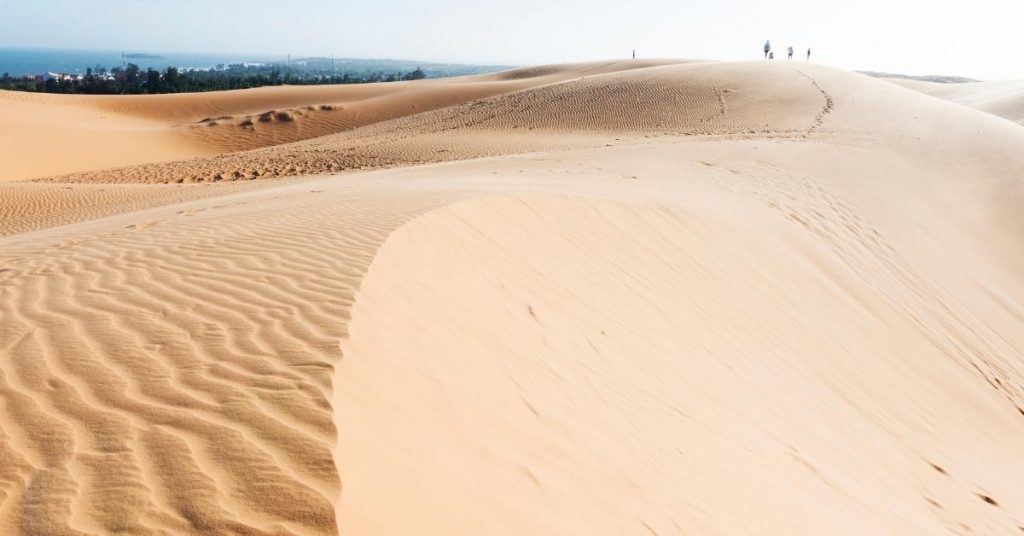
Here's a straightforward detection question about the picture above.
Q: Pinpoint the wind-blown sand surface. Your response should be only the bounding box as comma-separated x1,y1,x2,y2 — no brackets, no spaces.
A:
891,77,1024,125
1,60,1024,534
0,60,675,182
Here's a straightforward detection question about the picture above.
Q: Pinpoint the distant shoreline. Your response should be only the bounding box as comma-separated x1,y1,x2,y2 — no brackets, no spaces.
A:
0,46,510,79
0,56,510,95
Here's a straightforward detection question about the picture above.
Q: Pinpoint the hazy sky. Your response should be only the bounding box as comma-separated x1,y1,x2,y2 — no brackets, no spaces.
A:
2,0,1022,80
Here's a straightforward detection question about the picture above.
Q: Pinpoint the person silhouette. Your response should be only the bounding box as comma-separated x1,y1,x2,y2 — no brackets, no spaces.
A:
807,48,812,61
763,40,771,59
769,52,774,60
787,46,794,60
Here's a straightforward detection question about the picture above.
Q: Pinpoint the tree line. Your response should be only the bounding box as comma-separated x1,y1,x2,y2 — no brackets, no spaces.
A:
0,62,428,94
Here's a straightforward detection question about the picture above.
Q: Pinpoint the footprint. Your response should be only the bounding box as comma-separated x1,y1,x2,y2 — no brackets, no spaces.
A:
125,221,159,230
977,493,999,507
928,462,948,475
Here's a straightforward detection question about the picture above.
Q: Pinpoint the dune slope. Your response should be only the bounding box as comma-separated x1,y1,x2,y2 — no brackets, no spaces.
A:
338,192,1024,534
37,61,830,184
0,178,458,535
1,60,682,182
0,90,210,181
890,78,1024,124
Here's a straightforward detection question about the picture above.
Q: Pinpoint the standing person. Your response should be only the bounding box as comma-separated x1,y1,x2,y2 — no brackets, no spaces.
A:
632,49,636,59
763,40,771,59
787,46,794,60
807,48,812,60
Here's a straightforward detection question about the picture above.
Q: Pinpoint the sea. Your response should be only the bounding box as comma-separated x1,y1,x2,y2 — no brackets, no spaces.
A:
0,47,287,76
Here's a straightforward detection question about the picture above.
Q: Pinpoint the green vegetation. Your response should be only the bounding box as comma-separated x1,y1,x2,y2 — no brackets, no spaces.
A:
0,63,432,94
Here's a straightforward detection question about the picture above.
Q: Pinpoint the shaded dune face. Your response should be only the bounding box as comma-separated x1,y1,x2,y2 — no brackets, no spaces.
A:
1,59,1024,535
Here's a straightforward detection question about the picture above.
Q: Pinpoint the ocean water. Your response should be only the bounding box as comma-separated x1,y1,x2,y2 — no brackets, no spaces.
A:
0,47,286,76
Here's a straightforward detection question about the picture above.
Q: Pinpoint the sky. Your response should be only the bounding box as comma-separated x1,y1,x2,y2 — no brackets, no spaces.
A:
2,0,1022,80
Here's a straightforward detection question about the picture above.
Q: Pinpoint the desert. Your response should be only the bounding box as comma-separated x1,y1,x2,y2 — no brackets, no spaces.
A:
2,27,1024,536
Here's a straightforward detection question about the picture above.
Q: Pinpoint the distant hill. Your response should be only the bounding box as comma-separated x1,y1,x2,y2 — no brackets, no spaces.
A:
860,71,979,84
124,53,164,60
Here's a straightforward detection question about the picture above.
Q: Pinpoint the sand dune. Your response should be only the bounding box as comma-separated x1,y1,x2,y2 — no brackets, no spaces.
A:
0,90,210,182
338,191,1024,534
36,61,834,184
0,178,454,535
1,60,1024,534
891,77,1024,124
1,60,684,182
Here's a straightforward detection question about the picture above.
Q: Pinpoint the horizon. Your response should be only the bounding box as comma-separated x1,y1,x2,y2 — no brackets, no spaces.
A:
0,45,1005,82
0,45,516,68
2,0,1022,81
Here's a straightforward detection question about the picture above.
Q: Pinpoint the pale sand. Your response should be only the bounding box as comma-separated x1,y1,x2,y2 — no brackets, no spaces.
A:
891,77,1024,125
1,60,1023,534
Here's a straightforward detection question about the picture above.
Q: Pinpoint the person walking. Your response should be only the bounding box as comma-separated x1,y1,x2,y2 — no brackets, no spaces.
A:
807,48,812,61
787,46,794,60
763,40,771,59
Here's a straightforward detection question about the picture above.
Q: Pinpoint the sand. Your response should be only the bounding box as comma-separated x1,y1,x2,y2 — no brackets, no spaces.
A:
890,77,1024,125
1,60,1023,535
0,60,678,182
